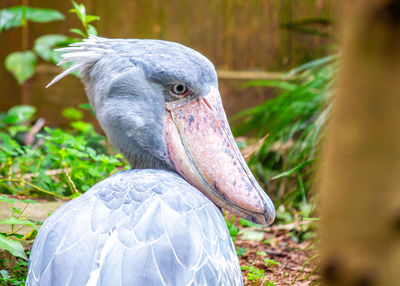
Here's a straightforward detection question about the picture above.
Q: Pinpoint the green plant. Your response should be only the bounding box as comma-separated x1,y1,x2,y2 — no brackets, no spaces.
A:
256,252,281,277
239,217,263,228
0,195,40,260
225,215,240,242
290,254,320,286
241,265,266,283
69,1,100,38
0,260,28,286
236,247,246,257
264,258,280,268
240,253,281,285
232,55,337,217
0,1,99,85
241,264,276,286
0,6,64,33
0,105,127,198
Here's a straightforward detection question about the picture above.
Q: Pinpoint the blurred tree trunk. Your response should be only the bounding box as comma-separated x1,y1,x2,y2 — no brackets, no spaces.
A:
320,0,400,285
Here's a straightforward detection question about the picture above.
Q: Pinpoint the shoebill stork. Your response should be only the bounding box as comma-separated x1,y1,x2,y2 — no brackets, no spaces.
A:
26,36,275,286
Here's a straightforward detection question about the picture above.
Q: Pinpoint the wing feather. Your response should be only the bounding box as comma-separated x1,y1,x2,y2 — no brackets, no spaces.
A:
27,170,243,286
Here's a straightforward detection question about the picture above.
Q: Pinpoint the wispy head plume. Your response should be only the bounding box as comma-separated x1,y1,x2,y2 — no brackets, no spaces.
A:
46,35,114,88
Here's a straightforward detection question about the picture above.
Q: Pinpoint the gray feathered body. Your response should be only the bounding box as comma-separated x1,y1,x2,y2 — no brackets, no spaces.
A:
26,169,243,285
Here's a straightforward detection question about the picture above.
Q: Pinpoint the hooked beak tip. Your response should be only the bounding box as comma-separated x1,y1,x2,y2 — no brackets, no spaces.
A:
264,208,276,226
246,199,275,226
264,196,276,225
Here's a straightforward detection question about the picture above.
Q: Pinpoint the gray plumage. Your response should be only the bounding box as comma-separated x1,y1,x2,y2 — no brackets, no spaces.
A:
27,36,247,285
27,170,242,285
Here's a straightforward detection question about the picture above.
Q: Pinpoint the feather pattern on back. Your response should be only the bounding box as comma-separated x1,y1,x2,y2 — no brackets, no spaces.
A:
26,169,243,286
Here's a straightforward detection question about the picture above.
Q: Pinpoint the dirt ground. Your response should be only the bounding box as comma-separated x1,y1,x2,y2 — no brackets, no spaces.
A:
236,228,319,285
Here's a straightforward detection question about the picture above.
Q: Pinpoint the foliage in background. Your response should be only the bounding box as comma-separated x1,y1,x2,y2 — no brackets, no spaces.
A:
0,105,126,198
68,1,100,38
0,197,37,260
0,196,41,285
0,6,64,32
241,256,280,286
233,55,337,223
0,1,99,85
231,55,334,281
0,260,27,286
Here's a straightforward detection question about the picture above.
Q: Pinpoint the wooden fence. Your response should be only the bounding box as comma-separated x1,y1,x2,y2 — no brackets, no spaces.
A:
0,0,336,126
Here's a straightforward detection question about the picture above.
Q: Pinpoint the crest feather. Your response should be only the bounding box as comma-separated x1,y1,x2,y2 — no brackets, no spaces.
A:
46,35,114,88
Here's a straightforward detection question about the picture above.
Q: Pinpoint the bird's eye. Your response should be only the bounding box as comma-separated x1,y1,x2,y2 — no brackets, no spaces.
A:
171,84,187,95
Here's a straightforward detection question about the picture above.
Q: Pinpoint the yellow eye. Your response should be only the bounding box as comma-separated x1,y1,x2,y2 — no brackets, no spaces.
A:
172,84,187,95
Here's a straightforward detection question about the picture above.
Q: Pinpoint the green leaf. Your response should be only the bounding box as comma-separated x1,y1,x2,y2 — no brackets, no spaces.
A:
264,258,281,267
21,199,38,204
225,216,240,241
7,124,29,137
62,107,83,120
25,6,64,23
287,54,339,76
0,270,10,279
0,132,23,155
33,34,68,62
85,15,100,24
0,217,39,231
69,28,86,38
87,24,97,36
242,80,298,91
271,159,314,180
236,247,246,257
23,229,38,240
70,193,81,199
70,1,86,23
0,234,28,260
79,103,96,117
71,121,94,133
0,195,15,204
5,51,37,84
0,6,64,32
0,6,24,32
6,105,36,124
239,218,262,228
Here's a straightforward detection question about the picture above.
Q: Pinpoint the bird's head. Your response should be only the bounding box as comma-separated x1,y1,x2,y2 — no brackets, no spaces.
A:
49,36,275,225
